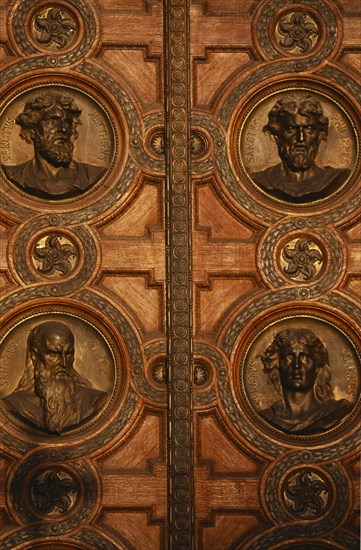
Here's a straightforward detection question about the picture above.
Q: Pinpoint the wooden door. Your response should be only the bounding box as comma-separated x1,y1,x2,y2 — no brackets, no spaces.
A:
0,1,360,549
190,1,360,548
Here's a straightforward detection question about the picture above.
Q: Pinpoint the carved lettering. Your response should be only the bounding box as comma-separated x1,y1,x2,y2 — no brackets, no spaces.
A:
0,117,15,162
244,118,261,165
333,114,352,167
341,347,357,396
0,342,18,388
89,109,111,161
91,339,110,375
247,359,264,407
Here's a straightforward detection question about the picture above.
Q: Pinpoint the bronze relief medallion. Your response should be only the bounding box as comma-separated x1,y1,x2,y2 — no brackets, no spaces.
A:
29,467,80,517
236,87,358,204
0,312,118,436
0,84,117,201
239,315,360,437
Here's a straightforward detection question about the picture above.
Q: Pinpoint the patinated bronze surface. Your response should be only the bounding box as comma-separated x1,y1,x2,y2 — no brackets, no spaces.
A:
0,85,115,199
0,313,115,435
238,89,358,203
242,317,359,436
257,327,355,434
1,320,108,433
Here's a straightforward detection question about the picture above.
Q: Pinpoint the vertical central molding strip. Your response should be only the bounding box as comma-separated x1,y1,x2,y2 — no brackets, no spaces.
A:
165,0,194,548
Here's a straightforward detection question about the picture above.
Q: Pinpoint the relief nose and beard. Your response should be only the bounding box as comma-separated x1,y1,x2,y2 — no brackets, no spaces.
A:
34,360,77,433
34,130,74,168
279,130,318,173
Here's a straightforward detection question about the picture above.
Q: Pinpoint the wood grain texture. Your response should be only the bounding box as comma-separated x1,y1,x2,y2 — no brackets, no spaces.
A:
0,0,167,547
192,1,361,548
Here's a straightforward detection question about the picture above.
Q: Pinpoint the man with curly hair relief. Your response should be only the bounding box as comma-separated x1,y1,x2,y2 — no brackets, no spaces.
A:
2,94,106,198
251,95,351,202
259,328,353,434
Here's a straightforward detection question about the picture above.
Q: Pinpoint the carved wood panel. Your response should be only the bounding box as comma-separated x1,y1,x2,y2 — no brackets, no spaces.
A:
191,1,360,548
0,1,168,548
0,1,360,549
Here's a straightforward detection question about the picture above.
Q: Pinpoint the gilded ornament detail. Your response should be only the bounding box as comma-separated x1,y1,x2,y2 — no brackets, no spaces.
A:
281,238,323,281
152,360,167,384
32,234,77,278
150,131,165,155
283,470,329,518
276,11,319,54
194,364,209,386
150,130,206,157
190,132,207,156
30,469,78,516
32,7,77,50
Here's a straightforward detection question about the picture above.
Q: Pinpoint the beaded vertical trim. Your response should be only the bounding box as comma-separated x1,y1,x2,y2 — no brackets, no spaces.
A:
165,0,194,548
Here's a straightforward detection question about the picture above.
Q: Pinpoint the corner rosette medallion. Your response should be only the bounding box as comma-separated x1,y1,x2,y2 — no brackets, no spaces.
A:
31,469,79,516
32,234,78,278
282,469,330,519
276,11,319,55
32,7,77,50
281,238,323,281
254,0,338,64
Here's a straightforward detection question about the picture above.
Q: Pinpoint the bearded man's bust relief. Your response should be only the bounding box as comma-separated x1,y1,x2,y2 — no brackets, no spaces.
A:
1,321,108,434
2,94,106,199
251,95,351,202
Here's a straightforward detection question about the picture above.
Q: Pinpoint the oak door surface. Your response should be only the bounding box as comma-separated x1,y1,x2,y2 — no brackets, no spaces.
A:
0,1,360,549
190,2,360,548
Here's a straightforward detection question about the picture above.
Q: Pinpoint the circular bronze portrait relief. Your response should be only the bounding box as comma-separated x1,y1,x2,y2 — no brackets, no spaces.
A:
237,88,358,204
0,312,118,435
240,316,360,437
0,84,117,200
